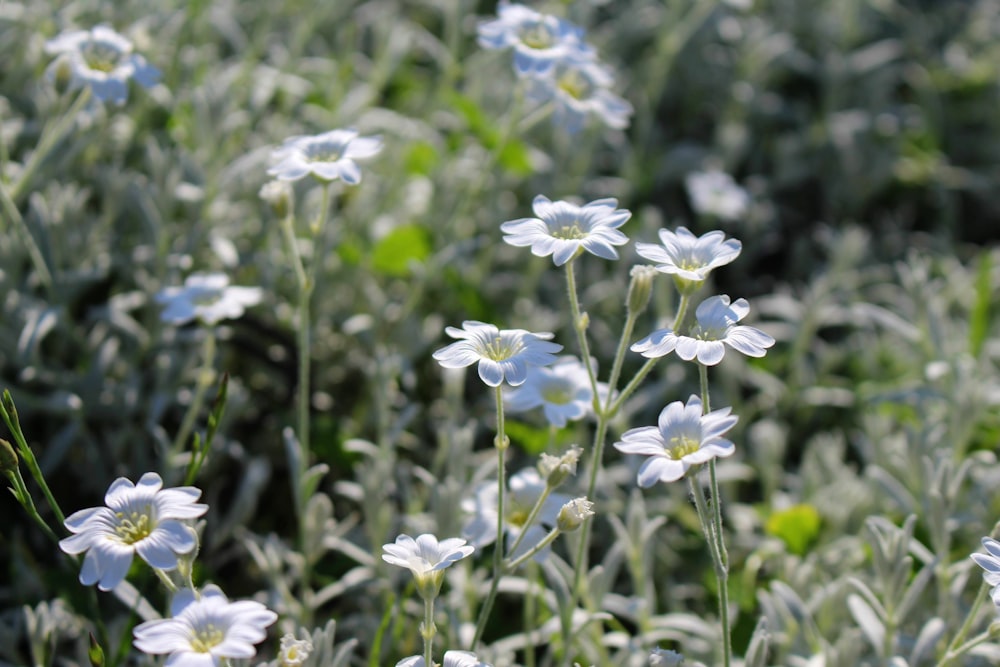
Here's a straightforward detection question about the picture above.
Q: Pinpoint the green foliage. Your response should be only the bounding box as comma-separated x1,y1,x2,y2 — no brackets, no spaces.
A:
765,504,822,556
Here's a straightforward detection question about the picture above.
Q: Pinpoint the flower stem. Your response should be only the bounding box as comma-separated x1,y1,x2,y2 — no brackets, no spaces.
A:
170,329,216,464
505,527,561,571
422,595,436,667
564,259,600,400
1,390,66,525
505,483,554,559
472,386,509,648
940,581,990,666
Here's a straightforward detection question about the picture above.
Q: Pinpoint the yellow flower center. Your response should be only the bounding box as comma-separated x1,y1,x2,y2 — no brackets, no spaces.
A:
556,69,592,101
483,335,522,361
192,289,222,306
519,22,555,50
550,221,587,240
113,509,153,544
507,508,529,527
541,383,573,405
82,43,123,73
303,141,344,163
666,435,701,460
190,624,225,652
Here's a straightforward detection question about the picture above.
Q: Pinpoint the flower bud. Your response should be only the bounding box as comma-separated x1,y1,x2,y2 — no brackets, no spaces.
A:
279,634,313,667
0,438,18,477
557,497,594,532
88,632,105,667
538,445,582,489
259,180,293,219
51,55,75,95
627,265,657,316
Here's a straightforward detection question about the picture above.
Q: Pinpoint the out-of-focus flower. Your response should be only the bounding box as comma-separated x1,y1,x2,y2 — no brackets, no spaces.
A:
614,395,737,487
477,3,594,75
155,273,262,326
649,647,685,666
463,468,569,561
44,25,159,104
59,472,207,591
527,58,632,133
397,651,493,667
505,356,605,427
634,227,742,288
971,537,1000,606
632,295,774,365
278,634,313,667
538,445,582,488
501,194,631,266
132,585,277,665
433,321,562,387
382,534,474,599
268,129,382,184
259,180,293,218
685,169,750,222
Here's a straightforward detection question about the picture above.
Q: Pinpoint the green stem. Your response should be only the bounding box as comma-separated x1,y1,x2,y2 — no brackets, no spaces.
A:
152,568,179,594
170,329,216,463
422,595,436,667
564,259,600,400
505,483,554,559
940,581,990,666
0,179,52,289
7,466,59,545
505,527,561,571
524,563,539,667
471,386,509,648
1,391,66,525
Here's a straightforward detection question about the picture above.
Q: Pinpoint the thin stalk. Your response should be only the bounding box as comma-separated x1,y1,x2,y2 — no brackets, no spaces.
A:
505,527,561,571
422,596,436,667
170,329,216,463
1,391,66,525
564,259,600,399
940,581,990,666
471,386,509,648
505,483,554,559
7,465,60,545
524,563,539,667
0,179,53,289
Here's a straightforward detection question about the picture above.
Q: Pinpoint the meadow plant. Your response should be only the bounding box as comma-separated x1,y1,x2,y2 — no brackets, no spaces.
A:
5,3,1000,667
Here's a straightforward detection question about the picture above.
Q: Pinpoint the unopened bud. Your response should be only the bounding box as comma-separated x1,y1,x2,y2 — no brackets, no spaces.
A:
88,632,105,667
557,497,594,532
279,634,313,667
51,56,75,95
538,445,582,488
627,265,657,316
0,438,17,476
259,180,293,219
576,312,590,331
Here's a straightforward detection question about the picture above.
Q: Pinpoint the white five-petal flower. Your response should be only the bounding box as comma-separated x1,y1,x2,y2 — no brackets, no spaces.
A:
132,584,277,665
527,57,633,133
397,650,493,667
972,537,1000,607
59,472,208,591
634,227,742,285
501,195,631,266
504,356,606,427
382,533,475,599
462,468,570,562
614,395,738,487
477,3,594,75
155,273,263,326
432,321,562,387
685,169,750,222
632,295,774,365
44,25,160,104
268,128,383,184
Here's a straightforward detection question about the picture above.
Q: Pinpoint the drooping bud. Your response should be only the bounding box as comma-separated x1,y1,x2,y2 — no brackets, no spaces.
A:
557,497,594,532
538,445,582,489
0,438,18,477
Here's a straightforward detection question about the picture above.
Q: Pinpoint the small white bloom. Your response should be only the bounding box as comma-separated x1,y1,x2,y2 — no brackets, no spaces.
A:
59,472,207,591
156,273,263,326
132,584,277,665
268,128,383,184
972,537,1000,603
477,3,594,75
432,321,562,387
501,195,631,266
538,445,582,488
632,295,774,365
649,647,685,666
634,227,742,284
382,533,474,598
685,169,750,222
527,57,633,133
44,25,160,104
397,650,493,667
505,356,605,427
278,634,313,667
614,395,737,487
556,497,594,532
462,468,570,561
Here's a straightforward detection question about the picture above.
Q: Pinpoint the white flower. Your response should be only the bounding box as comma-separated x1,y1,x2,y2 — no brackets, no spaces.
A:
382,533,474,598
462,468,569,562
432,321,562,387
972,537,1000,604
632,295,774,365
501,195,631,266
556,497,594,532
132,584,277,665
634,227,742,284
59,472,207,591
505,356,605,427
44,25,160,104
685,169,750,222
278,634,313,667
397,651,493,667
477,3,594,75
267,128,382,184
527,57,633,133
156,273,263,326
614,395,737,487
649,647,685,666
